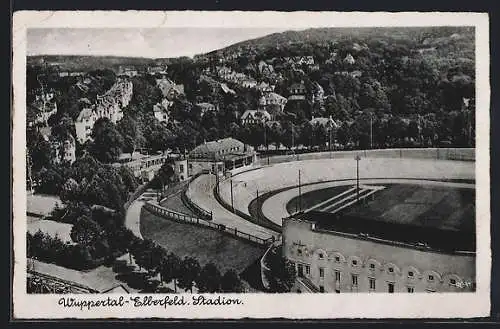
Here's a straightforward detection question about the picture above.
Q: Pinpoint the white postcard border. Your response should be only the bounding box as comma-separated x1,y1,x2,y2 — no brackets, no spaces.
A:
12,10,491,319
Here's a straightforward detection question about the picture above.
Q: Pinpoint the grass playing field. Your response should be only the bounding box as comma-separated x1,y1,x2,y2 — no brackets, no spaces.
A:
343,184,475,232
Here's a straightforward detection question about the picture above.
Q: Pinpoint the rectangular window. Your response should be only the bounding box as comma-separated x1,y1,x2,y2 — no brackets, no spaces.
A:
189,164,193,169
298,264,304,278
351,274,358,286
407,287,414,293
388,282,395,293
335,256,340,262
370,263,375,269
179,164,184,171
305,265,310,275
319,268,324,278
335,271,341,282
319,286,325,293
369,278,376,290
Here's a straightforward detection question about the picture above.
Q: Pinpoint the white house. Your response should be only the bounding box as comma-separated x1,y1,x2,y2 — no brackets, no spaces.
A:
241,110,272,125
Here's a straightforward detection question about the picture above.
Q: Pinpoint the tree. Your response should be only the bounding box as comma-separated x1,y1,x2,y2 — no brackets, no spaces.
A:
51,113,76,141
150,159,175,191
27,129,52,172
264,247,296,293
178,256,201,293
117,115,145,156
221,269,244,293
70,216,105,248
160,252,182,292
196,262,222,293
89,118,124,163
60,178,80,203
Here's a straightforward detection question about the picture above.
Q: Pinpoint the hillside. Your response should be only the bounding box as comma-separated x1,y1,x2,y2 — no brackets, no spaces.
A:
27,55,175,72
205,26,474,55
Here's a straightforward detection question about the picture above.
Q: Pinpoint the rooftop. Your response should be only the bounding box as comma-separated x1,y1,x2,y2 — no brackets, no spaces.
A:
189,138,253,160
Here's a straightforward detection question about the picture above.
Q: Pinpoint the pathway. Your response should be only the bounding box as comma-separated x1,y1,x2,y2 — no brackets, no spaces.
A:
186,174,278,240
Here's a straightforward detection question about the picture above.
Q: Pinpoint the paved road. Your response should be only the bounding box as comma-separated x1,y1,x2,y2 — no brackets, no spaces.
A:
125,199,145,239
186,174,278,240
261,178,475,227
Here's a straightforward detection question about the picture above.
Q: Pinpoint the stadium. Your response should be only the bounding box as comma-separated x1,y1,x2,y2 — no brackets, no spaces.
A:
184,148,476,293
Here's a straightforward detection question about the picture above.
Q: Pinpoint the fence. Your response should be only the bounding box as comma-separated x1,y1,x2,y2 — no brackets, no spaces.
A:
180,190,213,221
143,202,274,247
258,148,475,165
213,183,282,233
123,182,151,211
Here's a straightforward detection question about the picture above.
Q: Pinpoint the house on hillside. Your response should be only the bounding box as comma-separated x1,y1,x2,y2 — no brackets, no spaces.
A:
241,78,258,89
188,138,256,176
195,102,218,116
240,109,271,125
298,56,315,66
310,115,341,131
118,66,139,77
74,79,132,143
153,102,169,123
311,82,325,105
156,78,185,100
147,65,168,76
288,81,307,101
75,108,97,144
325,52,338,64
259,92,287,111
50,135,76,165
32,97,58,126
343,53,356,65
256,82,274,93
258,60,275,75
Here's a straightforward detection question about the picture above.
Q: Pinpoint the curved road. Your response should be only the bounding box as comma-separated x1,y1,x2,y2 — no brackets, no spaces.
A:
186,174,278,240
218,158,474,218
261,178,475,227
125,199,145,239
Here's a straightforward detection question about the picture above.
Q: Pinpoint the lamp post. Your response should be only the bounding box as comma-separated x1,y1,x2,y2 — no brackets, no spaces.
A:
230,178,234,211
355,155,361,203
370,114,373,149
298,169,302,212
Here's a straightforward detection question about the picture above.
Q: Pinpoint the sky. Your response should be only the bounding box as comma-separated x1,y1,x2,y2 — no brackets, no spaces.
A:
27,28,293,58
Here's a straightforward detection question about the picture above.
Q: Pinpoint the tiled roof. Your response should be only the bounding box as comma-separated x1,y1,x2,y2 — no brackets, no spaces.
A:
241,110,271,121
189,137,246,158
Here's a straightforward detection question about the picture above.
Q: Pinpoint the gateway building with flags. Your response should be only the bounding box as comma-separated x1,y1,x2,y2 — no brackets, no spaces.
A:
188,138,256,177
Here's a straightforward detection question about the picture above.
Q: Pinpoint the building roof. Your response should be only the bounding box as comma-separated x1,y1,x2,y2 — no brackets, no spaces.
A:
266,92,287,103
196,102,215,109
310,117,340,128
220,83,236,94
241,110,271,121
189,137,252,160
